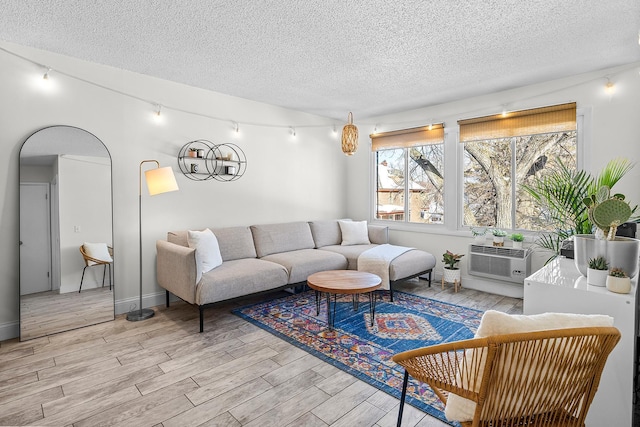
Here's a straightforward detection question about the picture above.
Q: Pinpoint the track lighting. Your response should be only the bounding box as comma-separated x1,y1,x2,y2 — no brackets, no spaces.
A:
290,127,296,137
42,67,51,80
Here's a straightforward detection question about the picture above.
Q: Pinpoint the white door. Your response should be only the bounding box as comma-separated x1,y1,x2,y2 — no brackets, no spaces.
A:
20,183,52,295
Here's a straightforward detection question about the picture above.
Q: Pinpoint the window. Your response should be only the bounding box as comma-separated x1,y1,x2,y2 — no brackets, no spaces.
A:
371,125,445,224
459,103,577,231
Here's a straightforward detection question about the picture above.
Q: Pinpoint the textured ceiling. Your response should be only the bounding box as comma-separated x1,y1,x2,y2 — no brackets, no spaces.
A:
1,1,639,120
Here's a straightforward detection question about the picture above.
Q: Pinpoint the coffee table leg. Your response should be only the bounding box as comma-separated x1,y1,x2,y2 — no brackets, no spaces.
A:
369,291,377,326
325,292,333,329
353,293,359,311
315,290,320,315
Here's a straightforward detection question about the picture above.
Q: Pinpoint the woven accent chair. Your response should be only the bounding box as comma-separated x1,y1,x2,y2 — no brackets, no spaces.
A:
79,244,113,292
392,326,620,427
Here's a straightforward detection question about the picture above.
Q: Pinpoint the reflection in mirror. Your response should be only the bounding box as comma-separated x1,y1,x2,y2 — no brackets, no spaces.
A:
19,126,114,340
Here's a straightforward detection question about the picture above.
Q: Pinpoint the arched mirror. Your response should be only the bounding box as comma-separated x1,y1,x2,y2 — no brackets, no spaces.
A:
19,126,114,341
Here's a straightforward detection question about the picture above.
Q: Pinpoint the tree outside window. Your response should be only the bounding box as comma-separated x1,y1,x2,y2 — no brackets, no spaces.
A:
463,131,577,230
459,103,577,232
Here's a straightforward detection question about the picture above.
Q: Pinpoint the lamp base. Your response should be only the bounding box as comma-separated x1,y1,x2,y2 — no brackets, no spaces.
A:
126,308,155,322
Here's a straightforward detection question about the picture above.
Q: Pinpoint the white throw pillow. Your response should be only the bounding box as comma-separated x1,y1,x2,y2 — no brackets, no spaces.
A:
338,220,370,245
187,229,223,283
444,310,614,422
83,242,112,265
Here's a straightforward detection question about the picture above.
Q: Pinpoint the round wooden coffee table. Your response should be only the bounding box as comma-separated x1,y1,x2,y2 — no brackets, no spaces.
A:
307,270,382,329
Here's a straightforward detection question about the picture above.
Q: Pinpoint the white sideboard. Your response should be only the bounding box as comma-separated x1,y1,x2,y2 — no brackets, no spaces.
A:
524,257,637,427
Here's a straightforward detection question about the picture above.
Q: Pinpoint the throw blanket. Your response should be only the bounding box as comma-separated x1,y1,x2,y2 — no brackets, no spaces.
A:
358,244,413,290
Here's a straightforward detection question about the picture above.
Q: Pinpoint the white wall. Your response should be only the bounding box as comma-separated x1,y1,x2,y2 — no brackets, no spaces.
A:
0,41,347,339
346,63,640,294
58,156,112,293
2,39,638,339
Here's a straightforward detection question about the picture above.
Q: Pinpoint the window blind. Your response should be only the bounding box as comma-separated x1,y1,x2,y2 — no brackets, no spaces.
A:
370,123,444,151
458,102,576,142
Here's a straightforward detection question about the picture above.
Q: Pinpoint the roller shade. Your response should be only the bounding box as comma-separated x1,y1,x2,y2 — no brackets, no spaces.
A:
371,123,444,151
458,102,576,142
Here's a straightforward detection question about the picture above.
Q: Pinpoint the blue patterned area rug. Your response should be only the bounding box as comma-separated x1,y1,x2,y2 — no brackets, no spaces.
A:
232,290,483,425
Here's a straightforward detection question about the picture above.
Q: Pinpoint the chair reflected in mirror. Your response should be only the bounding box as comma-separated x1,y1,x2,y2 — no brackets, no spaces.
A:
79,242,113,292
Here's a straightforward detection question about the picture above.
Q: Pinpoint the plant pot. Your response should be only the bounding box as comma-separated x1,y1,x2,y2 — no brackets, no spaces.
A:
574,234,639,278
474,235,486,245
606,275,631,294
586,268,608,287
512,241,523,249
443,267,461,283
493,236,504,247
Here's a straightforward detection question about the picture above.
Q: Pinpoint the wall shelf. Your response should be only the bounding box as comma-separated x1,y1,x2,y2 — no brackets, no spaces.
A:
178,140,247,182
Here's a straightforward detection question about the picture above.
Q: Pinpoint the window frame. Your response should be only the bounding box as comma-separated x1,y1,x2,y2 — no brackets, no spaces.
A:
369,107,589,237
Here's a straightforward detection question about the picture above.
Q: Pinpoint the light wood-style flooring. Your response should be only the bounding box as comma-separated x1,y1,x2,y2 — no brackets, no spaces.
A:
0,279,522,426
20,287,114,340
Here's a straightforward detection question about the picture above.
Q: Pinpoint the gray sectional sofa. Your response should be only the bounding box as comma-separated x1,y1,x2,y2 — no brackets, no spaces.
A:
156,220,436,332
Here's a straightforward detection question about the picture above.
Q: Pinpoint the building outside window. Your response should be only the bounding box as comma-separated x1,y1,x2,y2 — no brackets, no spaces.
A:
371,124,445,224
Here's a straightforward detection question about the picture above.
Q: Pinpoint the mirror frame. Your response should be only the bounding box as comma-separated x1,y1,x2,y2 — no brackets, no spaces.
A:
19,125,115,340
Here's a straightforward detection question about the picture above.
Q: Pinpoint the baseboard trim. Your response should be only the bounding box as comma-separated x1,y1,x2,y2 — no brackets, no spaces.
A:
115,291,179,316
434,271,524,299
0,321,20,342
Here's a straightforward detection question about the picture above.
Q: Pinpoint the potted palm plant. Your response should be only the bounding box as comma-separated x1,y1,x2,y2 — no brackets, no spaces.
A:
442,250,463,284
586,256,608,287
522,158,636,264
606,267,631,294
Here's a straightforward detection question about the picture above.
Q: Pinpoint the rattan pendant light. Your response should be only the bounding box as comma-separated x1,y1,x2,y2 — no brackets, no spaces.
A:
341,112,358,156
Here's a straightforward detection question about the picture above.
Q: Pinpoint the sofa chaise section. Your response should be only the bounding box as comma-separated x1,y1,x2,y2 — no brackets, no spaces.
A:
309,220,436,300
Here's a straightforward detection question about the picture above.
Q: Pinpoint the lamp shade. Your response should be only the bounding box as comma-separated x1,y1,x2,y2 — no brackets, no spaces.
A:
341,112,358,156
144,166,179,196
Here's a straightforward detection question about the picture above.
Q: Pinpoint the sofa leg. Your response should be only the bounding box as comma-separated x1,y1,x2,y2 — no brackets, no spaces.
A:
389,286,394,302
199,306,204,333
166,290,170,307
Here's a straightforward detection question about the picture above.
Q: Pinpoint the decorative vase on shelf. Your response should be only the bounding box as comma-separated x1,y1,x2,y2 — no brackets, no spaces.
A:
512,241,523,249
493,236,504,247
474,235,486,244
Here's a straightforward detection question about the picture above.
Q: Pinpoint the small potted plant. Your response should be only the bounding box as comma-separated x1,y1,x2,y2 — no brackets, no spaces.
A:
586,256,608,287
606,267,631,294
492,229,507,247
510,233,524,249
442,250,464,285
471,227,487,244
188,147,199,158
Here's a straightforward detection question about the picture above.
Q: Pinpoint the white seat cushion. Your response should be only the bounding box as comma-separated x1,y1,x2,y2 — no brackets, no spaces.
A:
444,310,614,422
83,242,112,265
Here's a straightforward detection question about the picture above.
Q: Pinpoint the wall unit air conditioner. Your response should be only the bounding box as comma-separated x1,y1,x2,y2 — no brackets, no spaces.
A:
468,244,531,284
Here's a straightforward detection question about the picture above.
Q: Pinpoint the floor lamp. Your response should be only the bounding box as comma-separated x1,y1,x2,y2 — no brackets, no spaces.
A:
127,160,179,321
